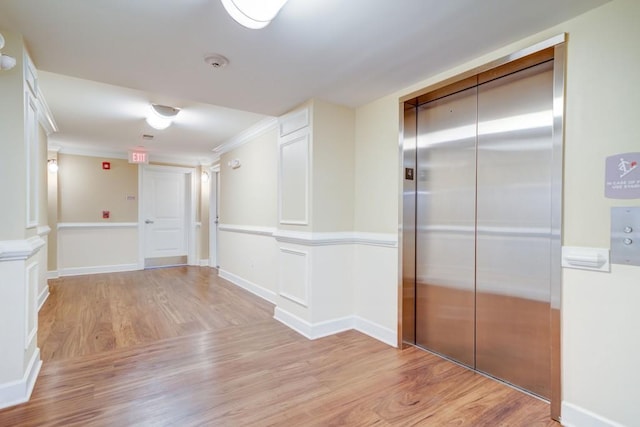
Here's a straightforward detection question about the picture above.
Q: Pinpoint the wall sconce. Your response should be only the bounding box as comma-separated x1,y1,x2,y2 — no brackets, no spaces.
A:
228,159,241,169
47,159,59,173
220,0,289,29
146,104,180,130
201,171,210,182
0,33,17,71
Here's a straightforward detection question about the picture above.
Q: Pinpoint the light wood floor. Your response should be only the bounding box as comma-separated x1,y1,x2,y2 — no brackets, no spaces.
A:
0,267,558,426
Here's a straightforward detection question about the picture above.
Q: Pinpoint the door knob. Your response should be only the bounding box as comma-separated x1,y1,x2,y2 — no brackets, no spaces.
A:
145,219,154,224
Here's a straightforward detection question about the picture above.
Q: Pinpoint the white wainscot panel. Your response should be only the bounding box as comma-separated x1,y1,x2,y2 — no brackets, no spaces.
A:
279,134,309,225
217,227,278,303
24,261,38,350
278,247,309,307
353,244,399,344
57,223,138,276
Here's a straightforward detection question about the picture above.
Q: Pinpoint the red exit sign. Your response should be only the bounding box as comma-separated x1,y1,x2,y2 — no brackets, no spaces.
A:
129,151,148,164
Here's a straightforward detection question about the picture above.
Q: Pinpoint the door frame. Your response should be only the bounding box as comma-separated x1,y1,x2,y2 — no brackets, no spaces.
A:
138,164,198,269
209,164,220,269
398,33,566,421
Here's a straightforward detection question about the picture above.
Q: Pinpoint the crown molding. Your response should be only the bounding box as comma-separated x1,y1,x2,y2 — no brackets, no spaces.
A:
212,117,278,155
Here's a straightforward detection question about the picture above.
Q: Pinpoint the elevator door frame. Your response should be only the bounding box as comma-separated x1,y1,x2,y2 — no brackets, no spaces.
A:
398,34,565,421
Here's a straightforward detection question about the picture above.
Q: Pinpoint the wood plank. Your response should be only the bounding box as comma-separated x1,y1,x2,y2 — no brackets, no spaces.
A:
0,267,558,426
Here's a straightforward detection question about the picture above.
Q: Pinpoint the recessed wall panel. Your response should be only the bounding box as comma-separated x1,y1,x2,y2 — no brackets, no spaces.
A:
279,135,309,225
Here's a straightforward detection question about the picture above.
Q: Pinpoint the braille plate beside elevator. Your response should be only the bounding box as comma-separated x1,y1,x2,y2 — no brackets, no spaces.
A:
611,207,640,266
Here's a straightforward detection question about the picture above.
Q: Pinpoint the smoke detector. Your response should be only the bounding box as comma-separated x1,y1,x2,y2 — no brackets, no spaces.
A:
204,54,229,69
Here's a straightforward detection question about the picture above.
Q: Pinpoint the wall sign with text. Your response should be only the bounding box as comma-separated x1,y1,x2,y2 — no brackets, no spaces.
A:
605,152,640,199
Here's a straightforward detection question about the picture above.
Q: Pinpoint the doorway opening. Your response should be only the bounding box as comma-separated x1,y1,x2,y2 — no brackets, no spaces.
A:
139,165,197,269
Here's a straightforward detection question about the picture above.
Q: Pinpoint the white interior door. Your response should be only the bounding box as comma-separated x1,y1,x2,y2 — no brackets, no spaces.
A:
143,168,188,266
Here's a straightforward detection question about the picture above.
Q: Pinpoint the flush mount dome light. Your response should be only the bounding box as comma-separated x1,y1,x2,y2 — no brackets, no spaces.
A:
220,0,289,29
146,104,180,130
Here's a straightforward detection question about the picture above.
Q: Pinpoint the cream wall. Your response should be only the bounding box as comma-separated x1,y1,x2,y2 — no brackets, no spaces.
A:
0,30,26,239
353,0,640,424
58,154,138,222
217,126,280,298
219,128,278,227
311,99,355,232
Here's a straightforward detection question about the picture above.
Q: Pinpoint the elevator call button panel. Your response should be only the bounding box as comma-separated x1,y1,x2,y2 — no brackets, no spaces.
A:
611,207,640,266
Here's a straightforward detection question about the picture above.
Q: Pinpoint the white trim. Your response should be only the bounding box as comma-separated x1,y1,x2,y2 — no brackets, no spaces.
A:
216,226,398,247
25,261,38,350
212,117,278,154
0,348,42,410
57,145,128,160
36,87,58,135
218,269,278,304
279,108,309,137
561,402,624,427
218,224,276,236
273,307,353,340
278,133,310,225
37,285,50,311
0,236,46,262
352,232,399,247
36,225,51,237
55,143,215,165
58,263,139,277
149,154,211,166
353,316,397,348
57,222,138,229
47,270,60,280
278,247,309,307
273,308,397,346
199,259,209,267
273,230,398,247
25,90,39,229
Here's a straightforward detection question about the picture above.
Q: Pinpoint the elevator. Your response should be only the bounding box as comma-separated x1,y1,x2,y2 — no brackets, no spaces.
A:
401,37,565,419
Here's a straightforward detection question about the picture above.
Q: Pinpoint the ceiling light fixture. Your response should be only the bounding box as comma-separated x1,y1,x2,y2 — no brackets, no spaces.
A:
146,104,180,130
220,0,289,29
47,159,59,173
0,33,17,71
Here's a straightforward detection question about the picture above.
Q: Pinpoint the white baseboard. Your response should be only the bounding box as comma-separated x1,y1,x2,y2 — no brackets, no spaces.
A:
58,263,139,277
274,307,397,346
353,316,398,348
37,286,50,311
199,259,209,267
274,307,353,340
218,269,278,304
0,348,42,410
47,270,59,280
561,402,624,427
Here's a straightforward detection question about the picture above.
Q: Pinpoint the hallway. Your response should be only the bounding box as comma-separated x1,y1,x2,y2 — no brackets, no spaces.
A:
0,267,556,426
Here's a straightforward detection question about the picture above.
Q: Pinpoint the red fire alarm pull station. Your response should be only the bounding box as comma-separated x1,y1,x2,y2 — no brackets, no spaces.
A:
102,211,110,219
102,162,111,170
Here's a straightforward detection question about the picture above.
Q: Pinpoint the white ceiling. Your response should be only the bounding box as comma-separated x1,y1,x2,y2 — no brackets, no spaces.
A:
0,0,609,163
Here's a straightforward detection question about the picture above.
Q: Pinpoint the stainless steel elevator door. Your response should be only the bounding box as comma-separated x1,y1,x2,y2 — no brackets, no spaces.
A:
475,61,554,398
415,87,477,368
